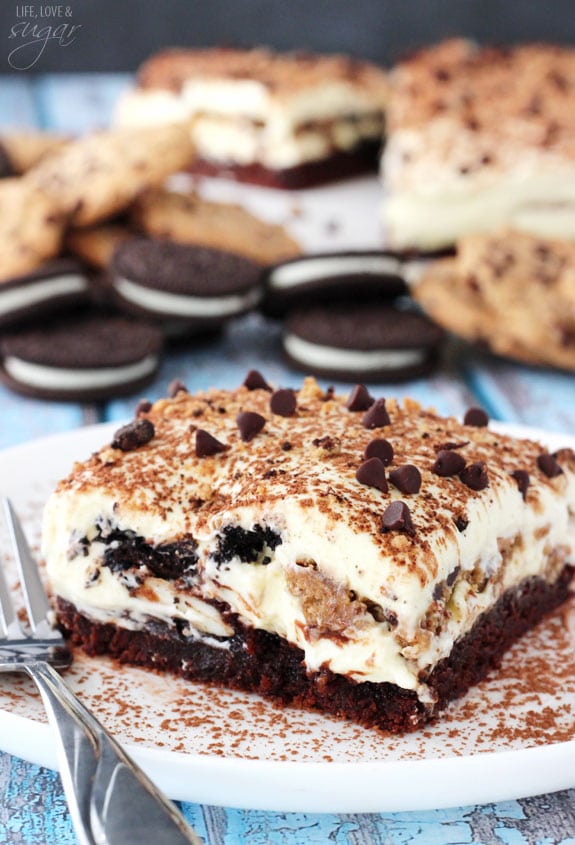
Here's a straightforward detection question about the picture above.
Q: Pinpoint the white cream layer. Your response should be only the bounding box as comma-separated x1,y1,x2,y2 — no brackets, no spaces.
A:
115,276,261,317
43,464,575,700
115,87,383,169
5,354,158,391
269,254,403,290
284,334,425,373
0,273,88,316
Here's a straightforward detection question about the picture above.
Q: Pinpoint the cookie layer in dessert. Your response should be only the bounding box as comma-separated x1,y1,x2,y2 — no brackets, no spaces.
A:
382,40,575,249
115,47,388,188
43,376,575,731
414,228,575,372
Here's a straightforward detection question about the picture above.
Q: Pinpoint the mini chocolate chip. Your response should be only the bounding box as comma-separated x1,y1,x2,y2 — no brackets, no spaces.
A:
432,450,466,477
459,462,489,491
346,384,374,412
111,418,155,452
454,515,469,532
362,398,390,429
135,398,152,416
237,411,266,442
270,388,297,417
168,379,188,398
355,458,388,492
243,369,271,391
446,566,460,586
195,429,228,458
433,583,443,601
464,407,489,427
511,469,530,500
381,501,415,536
389,465,421,494
364,438,394,465
281,441,292,451
537,452,563,478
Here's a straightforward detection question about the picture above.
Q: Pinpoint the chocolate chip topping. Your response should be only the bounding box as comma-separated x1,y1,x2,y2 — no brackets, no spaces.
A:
362,398,390,429
459,462,489,491
464,407,489,428
355,458,388,492
111,418,155,452
381,501,415,536
243,369,272,391
236,411,266,442
364,438,394,465
537,452,563,478
135,398,152,416
270,388,297,417
454,515,469,532
195,429,228,458
168,379,188,398
346,384,374,412
432,449,467,477
511,469,530,500
389,464,422,494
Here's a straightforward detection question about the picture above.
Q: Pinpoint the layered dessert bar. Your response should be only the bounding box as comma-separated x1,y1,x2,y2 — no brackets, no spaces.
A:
382,40,575,250
43,376,575,732
115,47,388,188
414,228,575,372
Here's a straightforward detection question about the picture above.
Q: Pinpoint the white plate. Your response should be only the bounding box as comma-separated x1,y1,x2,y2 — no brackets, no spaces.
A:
1,421,575,813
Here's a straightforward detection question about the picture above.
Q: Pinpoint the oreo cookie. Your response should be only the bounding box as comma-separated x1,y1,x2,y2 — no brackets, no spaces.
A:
262,250,408,317
283,302,445,382
110,237,263,328
0,258,91,328
0,313,163,401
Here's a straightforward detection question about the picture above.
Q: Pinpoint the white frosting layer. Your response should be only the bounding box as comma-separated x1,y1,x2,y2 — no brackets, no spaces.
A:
115,277,261,317
5,354,157,391
0,273,88,316
284,334,425,373
270,254,403,290
115,87,383,169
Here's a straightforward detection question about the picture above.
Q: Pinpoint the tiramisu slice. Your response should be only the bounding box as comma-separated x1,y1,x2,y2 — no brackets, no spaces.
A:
43,376,575,732
115,47,388,188
382,40,575,250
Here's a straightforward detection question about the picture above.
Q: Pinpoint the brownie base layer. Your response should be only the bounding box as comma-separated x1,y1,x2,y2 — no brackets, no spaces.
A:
55,565,573,734
189,141,381,189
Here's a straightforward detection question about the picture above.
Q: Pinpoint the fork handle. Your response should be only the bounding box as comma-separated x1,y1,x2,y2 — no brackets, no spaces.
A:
25,661,202,845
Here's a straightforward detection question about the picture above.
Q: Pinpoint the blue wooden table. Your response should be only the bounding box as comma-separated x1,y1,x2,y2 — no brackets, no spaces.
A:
1,73,575,845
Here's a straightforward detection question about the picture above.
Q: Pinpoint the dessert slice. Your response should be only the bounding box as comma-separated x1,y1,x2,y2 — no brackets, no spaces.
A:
414,228,575,371
115,47,388,188
42,376,575,732
382,39,575,250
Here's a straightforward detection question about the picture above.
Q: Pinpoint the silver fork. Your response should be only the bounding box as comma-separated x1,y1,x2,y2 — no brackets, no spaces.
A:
0,498,203,845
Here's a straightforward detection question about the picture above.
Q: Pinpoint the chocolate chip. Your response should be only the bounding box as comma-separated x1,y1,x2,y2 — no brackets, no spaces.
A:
537,453,563,478
281,441,292,451
135,398,152,416
195,429,228,458
463,407,489,427
459,462,489,491
346,384,374,412
454,515,469,532
111,418,155,452
270,388,297,417
432,450,466,477
243,369,271,391
362,398,390,429
389,465,421,494
511,469,530,500
237,411,266,442
364,438,394,466
168,379,188,398
436,441,469,451
381,501,415,536
355,458,388,492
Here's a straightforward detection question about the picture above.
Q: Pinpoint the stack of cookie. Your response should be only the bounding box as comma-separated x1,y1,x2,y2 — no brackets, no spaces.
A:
261,251,445,382
0,124,302,401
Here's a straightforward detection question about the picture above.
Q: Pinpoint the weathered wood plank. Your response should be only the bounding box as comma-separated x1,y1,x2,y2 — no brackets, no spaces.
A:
33,73,131,133
0,76,38,128
0,384,86,450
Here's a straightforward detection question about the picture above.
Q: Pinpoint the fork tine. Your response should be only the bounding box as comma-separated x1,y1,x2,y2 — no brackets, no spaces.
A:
0,551,21,638
3,498,58,639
